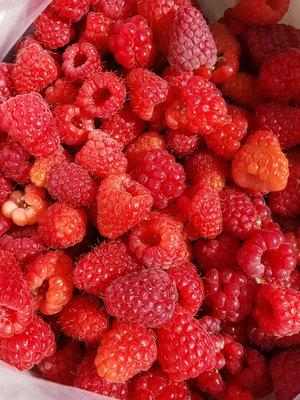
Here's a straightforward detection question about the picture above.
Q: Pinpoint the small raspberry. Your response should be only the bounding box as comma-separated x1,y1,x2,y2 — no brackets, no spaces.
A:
129,212,190,269
0,63,14,101
24,250,73,315
95,321,157,383
259,48,300,102
51,0,90,21
12,43,59,94
0,234,45,264
157,306,216,381
184,148,228,191
126,68,169,121
109,15,155,69
93,0,137,20
38,202,87,249
80,12,114,53
221,385,253,400
97,173,153,239
75,350,129,398
165,129,200,158
167,262,204,315
0,315,55,370
44,78,79,106
235,0,290,25
130,148,186,209
75,130,127,179
77,72,126,118
0,172,12,204
126,131,165,167
232,130,289,192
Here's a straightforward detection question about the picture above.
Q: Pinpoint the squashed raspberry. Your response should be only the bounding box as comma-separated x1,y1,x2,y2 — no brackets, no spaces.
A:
126,131,165,167
235,0,290,25
0,234,45,264
93,0,137,20
80,12,114,53
44,78,79,106
165,129,200,158
51,0,89,21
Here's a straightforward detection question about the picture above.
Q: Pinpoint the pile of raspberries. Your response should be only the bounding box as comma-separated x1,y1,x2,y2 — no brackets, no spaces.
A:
0,0,299,399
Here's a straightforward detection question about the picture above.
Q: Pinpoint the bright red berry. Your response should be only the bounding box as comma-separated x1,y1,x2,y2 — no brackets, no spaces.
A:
51,0,90,21
126,131,165,167
0,234,45,264
0,172,12,204
234,0,290,25
80,12,114,53
0,63,14,102
165,129,200,158
93,0,137,20
195,370,225,397
44,77,79,106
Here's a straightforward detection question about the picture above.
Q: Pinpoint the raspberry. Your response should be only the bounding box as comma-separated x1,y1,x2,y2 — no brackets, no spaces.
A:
109,16,155,69
74,239,141,296
195,370,225,397
0,63,14,101
184,148,228,191
221,72,262,109
253,285,300,337
220,187,260,239
195,234,238,274
235,0,290,25
80,12,114,53
157,306,216,381
129,212,190,269
222,333,245,375
0,93,59,158
252,104,300,150
24,250,73,315
130,149,186,209
38,202,87,249
270,349,300,400
0,213,12,238
95,321,157,383
34,8,75,50
165,129,200,158
167,262,204,315
204,268,254,323
0,234,45,264
12,43,59,94
101,104,144,149
51,0,89,21
162,67,193,93
0,250,33,338
62,43,102,82
59,294,109,342
232,130,289,193
47,163,97,207
221,385,253,400
38,340,82,386
93,0,137,20
168,5,217,72
77,72,126,118
44,78,79,106
97,173,153,239
259,48,300,102
0,172,12,204
74,350,129,398
0,316,55,370
75,130,127,179
131,368,191,400
126,68,169,121
126,131,165,167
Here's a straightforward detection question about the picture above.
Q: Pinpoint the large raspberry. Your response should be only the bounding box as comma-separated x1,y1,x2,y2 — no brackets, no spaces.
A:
235,0,290,25
51,0,89,21
80,12,114,53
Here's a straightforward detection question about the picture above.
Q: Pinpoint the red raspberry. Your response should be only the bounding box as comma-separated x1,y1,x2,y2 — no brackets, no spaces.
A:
129,212,190,269
38,202,87,249
109,16,155,69
95,321,157,382
130,148,186,209
75,350,129,398
168,5,217,72
253,285,300,337
184,148,228,191
0,234,45,264
12,43,59,94
126,131,165,167
126,68,169,121
93,0,137,20
178,182,223,239
222,333,245,375
0,250,33,338
270,349,300,400
0,172,12,204
51,0,89,21
0,93,59,158
195,370,225,397
131,367,191,400
34,8,75,50
62,43,102,82
75,130,127,179
101,104,144,149
0,315,55,370
157,306,216,381
24,250,73,315
167,262,204,315
47,163,97,207
59,294,109,342
44,77,79,106
162,67,193,93
97,173,153,239
221,385,253,400
38,340,82,386
232,130,289,193
252,104,300,150
105,267,177,328
259,48,300,102
204,268,254,323
165,129,200,158
194,233,239,271
77,72,126,118
80,12,114,53
0,213,12,238
220,187,260,239
235,0,290,25
0,63,14,102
